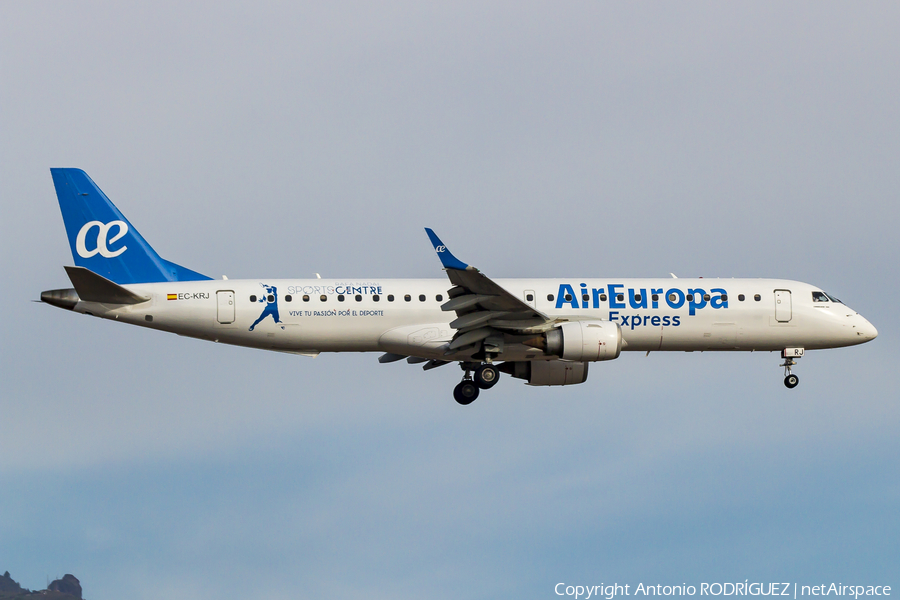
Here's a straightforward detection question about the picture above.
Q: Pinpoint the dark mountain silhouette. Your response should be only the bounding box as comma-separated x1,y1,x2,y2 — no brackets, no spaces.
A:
48,575,81,598
0,573,26,595
0,572,84,600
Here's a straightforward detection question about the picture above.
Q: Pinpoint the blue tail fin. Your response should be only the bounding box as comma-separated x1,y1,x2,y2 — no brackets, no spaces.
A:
50,168,211,284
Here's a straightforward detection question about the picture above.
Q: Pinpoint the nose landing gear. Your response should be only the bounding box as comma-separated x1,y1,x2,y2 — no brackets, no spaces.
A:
780,347,804,389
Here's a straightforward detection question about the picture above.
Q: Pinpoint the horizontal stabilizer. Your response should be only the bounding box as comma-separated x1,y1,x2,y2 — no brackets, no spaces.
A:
64,266,149,304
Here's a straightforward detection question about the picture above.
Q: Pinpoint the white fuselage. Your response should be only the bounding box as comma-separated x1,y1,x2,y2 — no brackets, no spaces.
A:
70,277,877,359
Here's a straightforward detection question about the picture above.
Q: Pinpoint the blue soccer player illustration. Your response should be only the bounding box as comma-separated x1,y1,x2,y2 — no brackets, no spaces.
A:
249,283,282,331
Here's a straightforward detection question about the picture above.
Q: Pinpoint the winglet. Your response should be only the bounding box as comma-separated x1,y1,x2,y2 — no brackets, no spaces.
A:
425,228,475,271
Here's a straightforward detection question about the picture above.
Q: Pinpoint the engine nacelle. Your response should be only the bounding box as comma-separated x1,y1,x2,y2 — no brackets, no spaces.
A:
541,320,622,362
498,360,589,386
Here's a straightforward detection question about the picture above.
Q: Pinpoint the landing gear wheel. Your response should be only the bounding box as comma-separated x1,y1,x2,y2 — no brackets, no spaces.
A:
474,364,500,389
453,381,480,405
780,352,801,389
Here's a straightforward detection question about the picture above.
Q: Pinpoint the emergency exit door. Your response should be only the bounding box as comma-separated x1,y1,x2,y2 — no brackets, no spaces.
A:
774,290,792,323
217,290,235,324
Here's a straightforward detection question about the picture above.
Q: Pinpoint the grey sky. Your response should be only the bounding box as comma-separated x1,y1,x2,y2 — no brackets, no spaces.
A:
1,2,898,599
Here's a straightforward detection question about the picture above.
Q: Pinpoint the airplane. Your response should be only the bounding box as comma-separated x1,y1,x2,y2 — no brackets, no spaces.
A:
40,168,878,404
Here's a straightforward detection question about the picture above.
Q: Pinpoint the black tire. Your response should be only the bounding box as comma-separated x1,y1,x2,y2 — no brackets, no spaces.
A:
784,374,799,389
453,381,479,405
474,364,500,389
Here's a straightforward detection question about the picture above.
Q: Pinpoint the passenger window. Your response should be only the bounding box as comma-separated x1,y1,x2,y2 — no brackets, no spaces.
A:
526,294,534,302
686,294,693,302
634,294,642,302
669,293,677,302
651,294,658,302
373,295,380,302
582,294,589,302
404,294,411,302
617,294,624,302
721,294,727,302
738,294,745,301
754,294,761,301
436,294,443,301
320,295,327,302
387,295,394,302
355,295,362,302
812,291,829,302
419,294,426,302
703,294,710,302
285,295,292,302
303,295,310,302
547,294,554,301
565,294,572,302
250,295,257,302
267,295,274,302
337,294,345,302
600,294,607,302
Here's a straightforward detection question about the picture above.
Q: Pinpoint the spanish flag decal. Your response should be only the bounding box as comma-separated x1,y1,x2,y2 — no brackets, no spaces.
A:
167,294,177,301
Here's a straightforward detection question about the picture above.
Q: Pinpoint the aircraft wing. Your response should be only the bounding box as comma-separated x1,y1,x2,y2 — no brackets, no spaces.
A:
425,229,561,354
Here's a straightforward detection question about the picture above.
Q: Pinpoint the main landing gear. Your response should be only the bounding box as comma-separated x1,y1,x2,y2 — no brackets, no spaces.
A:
474,364,500,389
453,362,501,405
453,380,479,405
780,347,804,389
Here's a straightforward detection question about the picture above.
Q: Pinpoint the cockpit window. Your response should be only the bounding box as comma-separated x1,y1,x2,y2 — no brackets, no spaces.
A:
813,291,843,304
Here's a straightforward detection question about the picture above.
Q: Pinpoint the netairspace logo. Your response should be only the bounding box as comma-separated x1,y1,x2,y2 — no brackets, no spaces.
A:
553,583,892,600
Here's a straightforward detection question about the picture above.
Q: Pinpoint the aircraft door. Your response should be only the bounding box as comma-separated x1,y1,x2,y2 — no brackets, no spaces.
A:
524,290,536,309
774,289,792,323
217,290,235,324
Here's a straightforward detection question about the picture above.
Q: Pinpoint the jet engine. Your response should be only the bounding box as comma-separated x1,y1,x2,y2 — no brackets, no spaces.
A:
498,360,589,386
526,320,622,362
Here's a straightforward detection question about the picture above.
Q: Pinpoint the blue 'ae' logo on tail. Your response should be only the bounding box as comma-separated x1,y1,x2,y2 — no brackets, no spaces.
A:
51,168,212,284
249,284,283,331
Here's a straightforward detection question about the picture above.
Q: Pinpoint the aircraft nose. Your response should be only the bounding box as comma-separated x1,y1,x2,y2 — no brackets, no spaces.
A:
857,316,878,342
